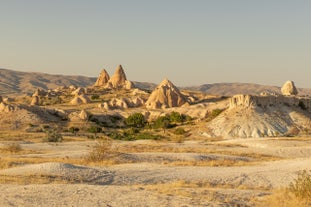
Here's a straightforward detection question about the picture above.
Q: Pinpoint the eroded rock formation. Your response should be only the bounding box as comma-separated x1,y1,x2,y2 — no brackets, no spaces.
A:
145,79,187,109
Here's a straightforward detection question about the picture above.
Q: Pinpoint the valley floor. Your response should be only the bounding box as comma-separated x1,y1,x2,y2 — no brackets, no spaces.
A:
0,135,311,206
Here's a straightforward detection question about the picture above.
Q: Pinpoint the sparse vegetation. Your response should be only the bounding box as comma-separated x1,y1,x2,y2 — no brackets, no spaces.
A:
0,143,22,153
206,108,224,122
88,126,103,138
260,170,311,207
289,170,311,201
125,113,146,128
44,129,63,142
84,139,118,163
69,127,80,135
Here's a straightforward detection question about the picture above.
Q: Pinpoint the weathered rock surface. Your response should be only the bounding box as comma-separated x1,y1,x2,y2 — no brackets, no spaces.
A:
145,79,187,109
105,65,134,89
281,81,298,96
31,96,40,106
94,69,110,87
205,94,311,138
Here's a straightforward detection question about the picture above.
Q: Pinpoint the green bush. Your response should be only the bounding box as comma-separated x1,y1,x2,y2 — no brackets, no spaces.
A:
153,115,171,132
107,130,161,141
44,130,63,142
88,126,103,137
125,113,146,128
69,127,79,135
91,94,100,100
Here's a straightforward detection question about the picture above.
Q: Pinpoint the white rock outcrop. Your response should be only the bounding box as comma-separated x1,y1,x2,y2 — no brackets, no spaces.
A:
281,81,298,96
145,79,187,109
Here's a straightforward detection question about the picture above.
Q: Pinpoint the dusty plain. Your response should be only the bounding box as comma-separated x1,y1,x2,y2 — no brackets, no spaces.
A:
0,132,310,207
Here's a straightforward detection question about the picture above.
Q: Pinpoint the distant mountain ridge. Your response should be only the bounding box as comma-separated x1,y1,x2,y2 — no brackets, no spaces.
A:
0,68,96,95
0,68,310,96
185,83,311,96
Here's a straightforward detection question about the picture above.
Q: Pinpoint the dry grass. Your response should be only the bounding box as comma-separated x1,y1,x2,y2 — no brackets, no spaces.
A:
257,189,310,207
0,143,22,153
0,174,74,185
0,131,44,142
0,157,83,170
140,180,269,205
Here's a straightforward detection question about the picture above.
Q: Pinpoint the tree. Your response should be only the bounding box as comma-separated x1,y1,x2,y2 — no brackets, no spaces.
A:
69,127,80,136
153,116,171,133
169,111,183,123
88,126,102,138
125,113,146,128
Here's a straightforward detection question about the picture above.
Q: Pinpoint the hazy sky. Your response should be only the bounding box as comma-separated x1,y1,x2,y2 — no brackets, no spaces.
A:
0,0,310,87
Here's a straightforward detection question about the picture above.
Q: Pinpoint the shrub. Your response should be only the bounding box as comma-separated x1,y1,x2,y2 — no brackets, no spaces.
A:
69,127,80,135
173,127,187,135
125,113,146,128
153,116,171,133
289,170,311,201
206,109,224,122
44,130,63,142
88,126,103,137
91,94,100,100
85,139,116,162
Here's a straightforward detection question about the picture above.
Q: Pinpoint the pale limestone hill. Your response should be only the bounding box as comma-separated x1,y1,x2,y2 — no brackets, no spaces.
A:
204,94,311,138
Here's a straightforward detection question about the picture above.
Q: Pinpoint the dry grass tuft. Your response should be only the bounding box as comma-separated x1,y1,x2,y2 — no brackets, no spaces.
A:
0,143,22,153
83,139,121,165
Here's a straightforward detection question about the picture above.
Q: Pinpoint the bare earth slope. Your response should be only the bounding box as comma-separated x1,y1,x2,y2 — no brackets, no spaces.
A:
0,68,96,95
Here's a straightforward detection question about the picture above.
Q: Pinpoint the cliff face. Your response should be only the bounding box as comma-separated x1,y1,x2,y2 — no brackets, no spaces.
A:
205,94,311,138
229,94,311,112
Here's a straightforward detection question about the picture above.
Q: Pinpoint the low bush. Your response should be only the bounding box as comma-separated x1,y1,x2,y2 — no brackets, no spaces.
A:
44,130,63,142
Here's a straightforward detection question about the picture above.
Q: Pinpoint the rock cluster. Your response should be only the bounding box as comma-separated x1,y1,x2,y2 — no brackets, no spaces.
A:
99,97,145,110
70,94,91,105
145,79,187,109
281,81,298,96
93,65,134,90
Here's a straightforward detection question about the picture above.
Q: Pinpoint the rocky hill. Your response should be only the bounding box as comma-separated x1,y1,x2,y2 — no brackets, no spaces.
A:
204,94,311,138
186,83,311,96
0,68,96,95
1,68,311,97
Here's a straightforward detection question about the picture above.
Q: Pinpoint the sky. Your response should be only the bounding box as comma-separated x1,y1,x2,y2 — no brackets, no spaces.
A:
0,0,310,88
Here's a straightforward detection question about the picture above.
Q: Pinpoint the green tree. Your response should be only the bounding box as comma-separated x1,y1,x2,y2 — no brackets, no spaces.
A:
169,111,183,123
69,127,80,136
125,113,146,128
88,126,102,138
153,116,171,133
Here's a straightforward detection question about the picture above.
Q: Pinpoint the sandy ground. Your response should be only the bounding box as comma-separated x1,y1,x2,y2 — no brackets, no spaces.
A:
0,137,311,206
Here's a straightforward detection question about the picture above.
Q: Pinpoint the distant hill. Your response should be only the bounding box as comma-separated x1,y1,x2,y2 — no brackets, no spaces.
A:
0,68,310,96
185,83,311,96
0,68,97,95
